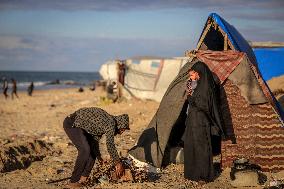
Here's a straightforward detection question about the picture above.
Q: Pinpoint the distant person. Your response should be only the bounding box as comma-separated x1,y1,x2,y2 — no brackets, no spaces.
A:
2,77,9,99
117,62,126,98
55,79,60,84
106,81,118,102
27,82,34,96
89,82,96,91
78,87,84,92
63,107,129,188
11,78,19,99
117,62,126,85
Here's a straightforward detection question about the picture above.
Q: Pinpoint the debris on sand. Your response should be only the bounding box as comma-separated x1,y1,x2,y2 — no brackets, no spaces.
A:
87,157,158,186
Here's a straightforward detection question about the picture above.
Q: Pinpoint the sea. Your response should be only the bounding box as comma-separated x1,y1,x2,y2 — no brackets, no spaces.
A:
0,71,101,91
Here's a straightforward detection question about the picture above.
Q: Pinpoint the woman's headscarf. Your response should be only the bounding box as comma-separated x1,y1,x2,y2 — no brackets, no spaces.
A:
114,114,130,130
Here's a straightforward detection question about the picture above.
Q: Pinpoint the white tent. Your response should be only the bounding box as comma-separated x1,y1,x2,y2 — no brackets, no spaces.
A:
99,57,190,102
99,60,119,81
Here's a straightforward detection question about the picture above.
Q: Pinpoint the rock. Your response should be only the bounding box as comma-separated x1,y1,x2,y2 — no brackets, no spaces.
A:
230,170,260,187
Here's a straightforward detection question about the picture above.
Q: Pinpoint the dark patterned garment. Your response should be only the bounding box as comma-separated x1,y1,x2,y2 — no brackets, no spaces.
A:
70,107,129,163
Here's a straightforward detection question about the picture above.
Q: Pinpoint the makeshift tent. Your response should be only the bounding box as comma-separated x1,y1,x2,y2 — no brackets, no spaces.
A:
192,12,284,122
129,13,284,171
99,57,189,102
253,47,284,81
129,50,284,171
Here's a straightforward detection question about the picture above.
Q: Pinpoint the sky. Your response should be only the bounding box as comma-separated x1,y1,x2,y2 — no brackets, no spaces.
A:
0,0,283,72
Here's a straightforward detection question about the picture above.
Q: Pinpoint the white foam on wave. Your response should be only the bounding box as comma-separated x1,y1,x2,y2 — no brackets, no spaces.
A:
17,81,46,87
61,80,81,85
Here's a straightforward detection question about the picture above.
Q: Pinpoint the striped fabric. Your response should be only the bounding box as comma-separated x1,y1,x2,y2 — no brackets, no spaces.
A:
220,80,284,171
196,50,245,84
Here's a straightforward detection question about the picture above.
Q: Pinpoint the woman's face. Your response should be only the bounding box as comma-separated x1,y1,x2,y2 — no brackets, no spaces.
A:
189,70,200,81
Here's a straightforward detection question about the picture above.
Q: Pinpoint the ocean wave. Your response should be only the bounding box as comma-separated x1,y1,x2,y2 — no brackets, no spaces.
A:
1,71,100,91
61,80,82,85
17,81,47,87
46,80,85,85
17,80,87,88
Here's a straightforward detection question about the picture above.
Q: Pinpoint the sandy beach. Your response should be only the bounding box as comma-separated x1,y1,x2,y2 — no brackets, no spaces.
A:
0,77,284,189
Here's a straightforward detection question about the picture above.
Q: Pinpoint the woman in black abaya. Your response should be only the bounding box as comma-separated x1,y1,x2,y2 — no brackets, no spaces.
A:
183,61,224,182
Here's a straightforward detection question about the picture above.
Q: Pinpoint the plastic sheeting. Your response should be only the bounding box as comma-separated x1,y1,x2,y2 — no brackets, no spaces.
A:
99,61,118,81
254,48,284,81
124,58,187,102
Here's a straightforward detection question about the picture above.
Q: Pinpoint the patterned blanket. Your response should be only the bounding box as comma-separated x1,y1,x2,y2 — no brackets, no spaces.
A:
196,50,245,84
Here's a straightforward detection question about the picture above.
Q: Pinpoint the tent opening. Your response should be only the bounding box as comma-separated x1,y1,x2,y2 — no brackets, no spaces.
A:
199,24,232,51
162,99,222,167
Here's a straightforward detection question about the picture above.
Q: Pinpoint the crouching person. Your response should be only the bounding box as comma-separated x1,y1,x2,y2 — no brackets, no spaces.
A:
63,107,129,188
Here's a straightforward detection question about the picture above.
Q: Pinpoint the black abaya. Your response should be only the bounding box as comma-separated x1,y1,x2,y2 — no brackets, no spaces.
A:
184,61,224,182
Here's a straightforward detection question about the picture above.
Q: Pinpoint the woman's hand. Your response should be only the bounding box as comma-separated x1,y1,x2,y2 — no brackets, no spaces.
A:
115,161,125,178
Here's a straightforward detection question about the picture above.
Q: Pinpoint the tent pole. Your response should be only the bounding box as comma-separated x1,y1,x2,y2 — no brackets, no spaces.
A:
196,22,212,50
224,34,228,50
218,26,235,50
228,40,234,50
